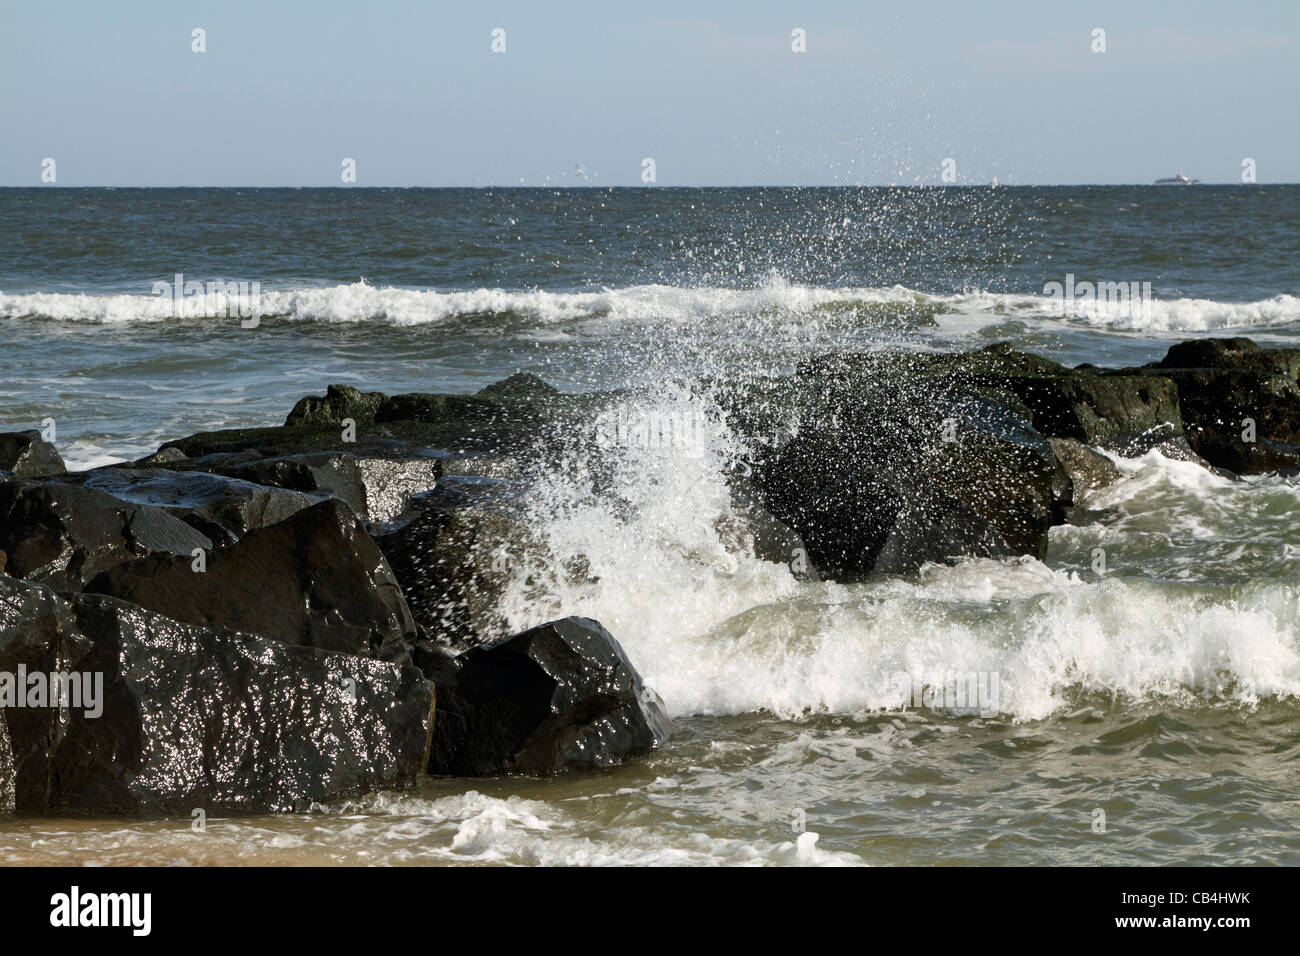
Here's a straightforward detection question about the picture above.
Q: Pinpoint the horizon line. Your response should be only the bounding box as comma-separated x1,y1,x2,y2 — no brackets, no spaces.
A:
0,182,1290,189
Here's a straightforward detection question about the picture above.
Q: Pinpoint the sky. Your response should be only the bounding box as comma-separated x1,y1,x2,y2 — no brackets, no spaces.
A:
1,0,1297,186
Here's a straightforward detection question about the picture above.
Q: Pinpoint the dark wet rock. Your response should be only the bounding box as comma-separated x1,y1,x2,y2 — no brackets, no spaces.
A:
373,478,554,653
928,344,1184,445
132,446,188,466
0,574,433,814
439,454,524,480
0,431,66,478
163,402,545,466
717,477,817,580
285,383,387,427
284,380,557,446
1146,338,1300,474
0,480,212,592
753,368,1061,579
213,452,371,519
425,616,669,777
84,499,417,662
1159,337,1300,376
1048,438,1122,498
70,467,320,542
476,372,560,403
154,379,614,525
194,451,440,525
0,710,13,813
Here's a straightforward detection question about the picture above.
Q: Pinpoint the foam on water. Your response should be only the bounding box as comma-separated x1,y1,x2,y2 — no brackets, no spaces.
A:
495,396,1300,723
4,280,1299,335
0,786,865,866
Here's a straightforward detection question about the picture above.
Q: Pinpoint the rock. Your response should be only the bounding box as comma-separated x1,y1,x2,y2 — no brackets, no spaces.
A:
0,710,13,814
212,452,371,520
1048,438,1122,498
0,574,433,814
193,451,440,525
1149,338,1300,474
439,454,523,480
930,343,1184,444
285,383,387,427
1159,337,1300,375
71,467,321,542
374,478,553,653
476,372,560,402
0,431,66,478
754,370,1061,579
132,446,187,466
165,376,585,467
425,616,670,777
0,480,213,592
355,457,443,523
716,477,817,580
84,499,417,662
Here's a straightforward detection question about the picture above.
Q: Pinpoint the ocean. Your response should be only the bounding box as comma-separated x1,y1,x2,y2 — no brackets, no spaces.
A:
2,185,1300,865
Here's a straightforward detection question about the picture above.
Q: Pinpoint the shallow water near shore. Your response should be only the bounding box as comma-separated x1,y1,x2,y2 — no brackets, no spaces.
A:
2,186,1299,865
6,702,1300,866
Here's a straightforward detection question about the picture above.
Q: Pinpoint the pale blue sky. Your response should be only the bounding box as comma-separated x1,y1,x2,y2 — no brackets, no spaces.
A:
1,0,1296,186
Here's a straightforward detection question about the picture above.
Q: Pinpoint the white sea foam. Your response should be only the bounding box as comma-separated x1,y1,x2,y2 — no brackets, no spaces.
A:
495,395,1300,723
3,280,1298,335
315,791,865,866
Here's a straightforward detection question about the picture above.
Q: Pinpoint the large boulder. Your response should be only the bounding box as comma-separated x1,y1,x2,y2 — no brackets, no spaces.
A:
0,480,212,592
0,431,65,478
69,467,320,545
1149,338,1300,473
84,498,417,662
0,575,433,814
162,450,440,526
1048,438,1121,498
753,362,1063,579
425,616,670,777
374,478,556,653
283,383,387,428
929,343,1185,444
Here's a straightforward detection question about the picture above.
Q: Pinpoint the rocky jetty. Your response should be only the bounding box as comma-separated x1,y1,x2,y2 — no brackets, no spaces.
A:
2,337,1297,812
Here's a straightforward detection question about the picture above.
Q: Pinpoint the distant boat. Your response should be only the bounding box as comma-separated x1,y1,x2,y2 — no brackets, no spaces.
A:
990,177,1000,188
1155,173,1199,185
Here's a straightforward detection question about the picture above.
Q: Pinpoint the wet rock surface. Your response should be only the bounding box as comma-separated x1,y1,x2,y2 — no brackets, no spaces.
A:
748,361,1062,579
1148,338,1300,473
0,575,433,814
374,477,560,654
69,467,321,543
1048,438,1122,498
0,480,213,592
425,616,670,777
83,498,417,662
0,431,66,478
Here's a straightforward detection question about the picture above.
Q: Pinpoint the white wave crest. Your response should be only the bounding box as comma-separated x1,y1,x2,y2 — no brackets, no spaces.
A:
5,280,1297,333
